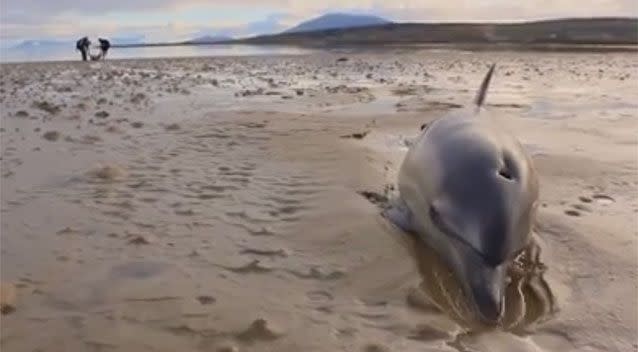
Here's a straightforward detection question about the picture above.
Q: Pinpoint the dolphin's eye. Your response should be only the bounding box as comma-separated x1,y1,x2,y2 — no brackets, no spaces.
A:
428,205,441,224
429,205,452,236
429,204,484,259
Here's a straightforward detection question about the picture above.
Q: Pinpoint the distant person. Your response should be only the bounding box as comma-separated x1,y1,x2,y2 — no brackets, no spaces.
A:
75,36,91,61
98,38,111,59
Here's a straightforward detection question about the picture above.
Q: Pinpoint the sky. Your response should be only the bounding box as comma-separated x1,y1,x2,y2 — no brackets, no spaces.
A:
1,0,636,47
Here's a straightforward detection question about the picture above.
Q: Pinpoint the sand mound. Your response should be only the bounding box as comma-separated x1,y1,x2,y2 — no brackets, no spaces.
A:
87,163,127,181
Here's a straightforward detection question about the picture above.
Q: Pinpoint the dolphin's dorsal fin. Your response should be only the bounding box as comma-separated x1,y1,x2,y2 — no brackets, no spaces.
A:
474,63,496,112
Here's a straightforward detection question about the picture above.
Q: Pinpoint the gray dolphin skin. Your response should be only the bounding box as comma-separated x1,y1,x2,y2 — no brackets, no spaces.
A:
387,64,539,325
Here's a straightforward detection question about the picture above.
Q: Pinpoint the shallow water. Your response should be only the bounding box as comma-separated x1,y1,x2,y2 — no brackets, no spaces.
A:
0,44,316,63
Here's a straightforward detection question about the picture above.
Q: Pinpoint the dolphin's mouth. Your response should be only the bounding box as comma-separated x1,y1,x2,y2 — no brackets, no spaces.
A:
409,229,558,331
374,194,554,329
428,208,507,325
465,262,507,325
427,206,510,324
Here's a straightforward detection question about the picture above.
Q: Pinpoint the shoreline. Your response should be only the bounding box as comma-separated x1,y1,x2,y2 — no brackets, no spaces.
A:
2,43,637,65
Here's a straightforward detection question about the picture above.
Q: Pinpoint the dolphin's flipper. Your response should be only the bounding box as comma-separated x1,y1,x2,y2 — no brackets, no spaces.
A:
382,197,416,234
474,63,496,110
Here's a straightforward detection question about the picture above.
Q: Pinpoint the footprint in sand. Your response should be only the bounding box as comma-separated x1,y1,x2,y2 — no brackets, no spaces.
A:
306,290,334,303
165,123,180,131
564,209,581,217
42,130,61,141
592,194,615,205
196,295,216,305
568,193,616,216
570,203,591,213
174,209,196,216
362,344,391,352
578,196,593,203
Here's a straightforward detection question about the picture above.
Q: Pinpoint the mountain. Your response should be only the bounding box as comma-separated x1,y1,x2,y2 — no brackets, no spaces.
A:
238,17,638,46
284,13,391,33
185,35,233,44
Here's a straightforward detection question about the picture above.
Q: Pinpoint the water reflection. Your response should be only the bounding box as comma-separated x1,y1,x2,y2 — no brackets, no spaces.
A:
0,44,316,63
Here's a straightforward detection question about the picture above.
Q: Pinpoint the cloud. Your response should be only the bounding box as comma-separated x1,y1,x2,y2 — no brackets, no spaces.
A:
380,0,638,22
2,0,636,43
2,0,196,17
191,13,291,39
3,0,636,19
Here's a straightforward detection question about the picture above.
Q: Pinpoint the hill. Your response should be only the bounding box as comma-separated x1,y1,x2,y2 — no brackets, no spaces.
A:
284,13,391,33
238,17,638,46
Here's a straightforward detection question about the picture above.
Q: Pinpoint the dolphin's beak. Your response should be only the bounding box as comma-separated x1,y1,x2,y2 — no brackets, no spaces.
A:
450,245,507,325
466,261,506,325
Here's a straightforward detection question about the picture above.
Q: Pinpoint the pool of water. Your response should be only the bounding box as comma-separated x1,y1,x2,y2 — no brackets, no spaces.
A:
0,44,316,63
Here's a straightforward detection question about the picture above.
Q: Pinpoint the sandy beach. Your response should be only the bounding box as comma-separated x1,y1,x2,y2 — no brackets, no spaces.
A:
1,49,637,352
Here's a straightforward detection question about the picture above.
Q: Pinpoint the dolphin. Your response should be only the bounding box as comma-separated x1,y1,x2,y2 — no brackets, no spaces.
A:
386,64,539,325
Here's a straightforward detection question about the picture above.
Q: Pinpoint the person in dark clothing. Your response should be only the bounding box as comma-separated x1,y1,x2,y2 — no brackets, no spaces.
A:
76,37,91,61
98,38,111,60
75,37,86,61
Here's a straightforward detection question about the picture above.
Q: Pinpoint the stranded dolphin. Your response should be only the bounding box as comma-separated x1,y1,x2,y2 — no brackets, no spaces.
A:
386,64,540,325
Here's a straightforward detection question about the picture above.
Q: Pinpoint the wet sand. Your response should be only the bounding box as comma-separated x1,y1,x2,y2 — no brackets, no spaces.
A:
1,50,637,352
